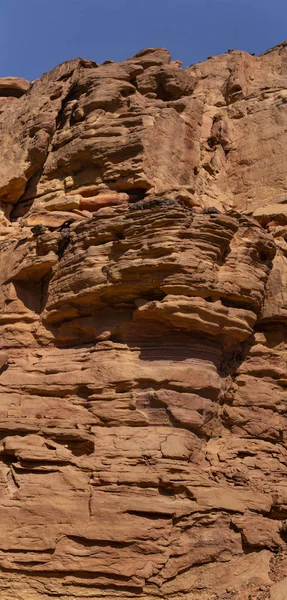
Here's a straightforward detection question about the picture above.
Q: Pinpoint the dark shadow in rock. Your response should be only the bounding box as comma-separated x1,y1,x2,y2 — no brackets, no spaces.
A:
0,363,9,376
13,280,42,314
10,169,43,221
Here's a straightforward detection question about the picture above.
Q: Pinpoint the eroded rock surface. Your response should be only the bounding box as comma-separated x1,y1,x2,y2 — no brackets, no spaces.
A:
0,44,287,600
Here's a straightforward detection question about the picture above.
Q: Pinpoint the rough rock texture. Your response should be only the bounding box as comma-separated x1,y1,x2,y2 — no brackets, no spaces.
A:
1,43,287,600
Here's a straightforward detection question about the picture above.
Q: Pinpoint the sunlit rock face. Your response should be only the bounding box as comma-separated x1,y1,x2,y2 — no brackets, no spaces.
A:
0,43,287,600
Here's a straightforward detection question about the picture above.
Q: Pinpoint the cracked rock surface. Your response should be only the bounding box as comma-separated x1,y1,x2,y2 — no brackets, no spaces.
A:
1,43,287,599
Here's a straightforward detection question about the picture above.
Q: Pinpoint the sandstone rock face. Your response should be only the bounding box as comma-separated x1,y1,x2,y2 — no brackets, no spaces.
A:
0,44,287,600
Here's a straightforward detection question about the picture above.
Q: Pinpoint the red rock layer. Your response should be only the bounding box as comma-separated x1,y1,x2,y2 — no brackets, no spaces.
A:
0,45,287,600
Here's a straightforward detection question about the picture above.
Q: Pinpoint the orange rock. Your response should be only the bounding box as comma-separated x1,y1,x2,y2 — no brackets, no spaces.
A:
0,76,30,97
0,44,287,600
79,192,129,211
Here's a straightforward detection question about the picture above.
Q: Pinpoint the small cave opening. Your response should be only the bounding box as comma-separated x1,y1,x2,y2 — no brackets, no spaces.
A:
127,188,147,203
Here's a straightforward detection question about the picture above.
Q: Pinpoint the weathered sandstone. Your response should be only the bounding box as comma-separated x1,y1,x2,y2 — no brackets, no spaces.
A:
0,43,287,600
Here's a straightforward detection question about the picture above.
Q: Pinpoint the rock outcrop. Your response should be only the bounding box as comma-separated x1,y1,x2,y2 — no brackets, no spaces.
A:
1,43,287,600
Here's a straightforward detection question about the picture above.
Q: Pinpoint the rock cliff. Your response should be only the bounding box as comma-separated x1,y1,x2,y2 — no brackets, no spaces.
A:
0,43,287,600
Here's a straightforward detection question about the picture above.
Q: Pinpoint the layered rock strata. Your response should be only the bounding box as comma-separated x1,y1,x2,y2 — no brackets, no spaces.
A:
0,44,287,600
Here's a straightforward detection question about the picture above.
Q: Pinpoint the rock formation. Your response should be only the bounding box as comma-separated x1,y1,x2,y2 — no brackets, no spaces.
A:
0,43,287,600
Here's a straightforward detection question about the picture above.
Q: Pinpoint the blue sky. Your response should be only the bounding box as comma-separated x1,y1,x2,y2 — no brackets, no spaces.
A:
0,0,286,80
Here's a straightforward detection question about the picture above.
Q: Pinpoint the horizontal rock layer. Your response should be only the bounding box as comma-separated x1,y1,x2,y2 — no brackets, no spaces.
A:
0,44,287,600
